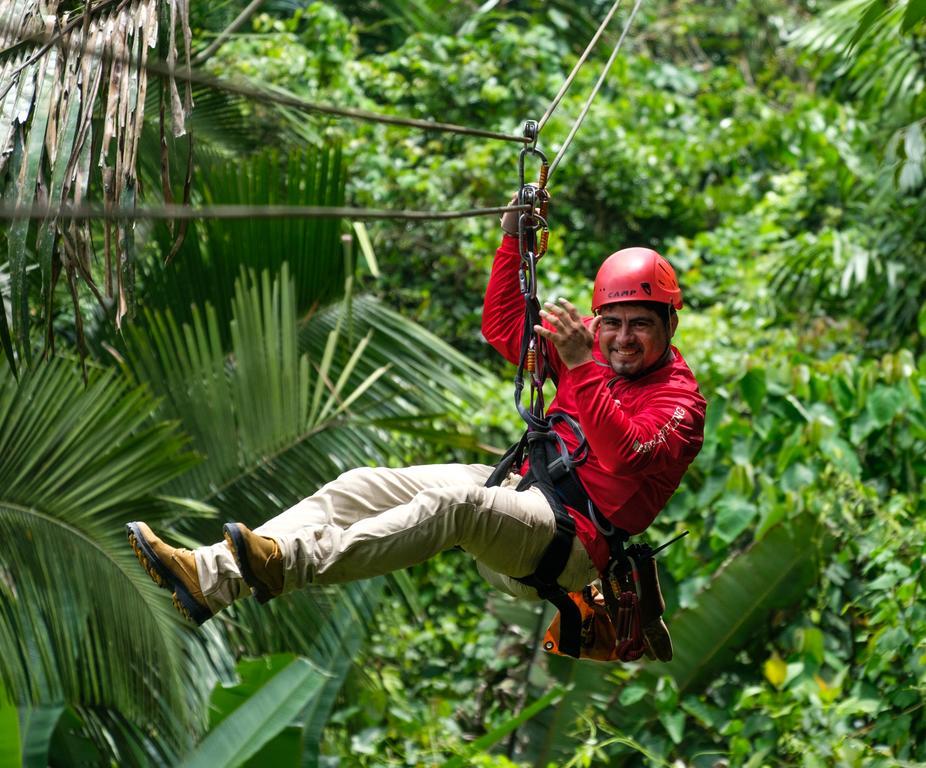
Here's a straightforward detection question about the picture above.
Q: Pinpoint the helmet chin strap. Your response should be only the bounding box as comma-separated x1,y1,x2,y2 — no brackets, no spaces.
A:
625,343,673,380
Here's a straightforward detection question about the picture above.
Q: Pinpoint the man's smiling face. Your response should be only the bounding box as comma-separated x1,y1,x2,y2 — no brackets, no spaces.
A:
596,302,677,378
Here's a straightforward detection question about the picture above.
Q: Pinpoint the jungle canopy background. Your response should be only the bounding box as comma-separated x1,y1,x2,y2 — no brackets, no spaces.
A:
1,0,925,765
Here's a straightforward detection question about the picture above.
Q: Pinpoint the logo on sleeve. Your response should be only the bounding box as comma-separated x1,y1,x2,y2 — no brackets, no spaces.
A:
632,406,686,454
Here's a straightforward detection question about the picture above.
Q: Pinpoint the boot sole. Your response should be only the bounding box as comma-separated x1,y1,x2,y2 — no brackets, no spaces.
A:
126,522,213,626
223,523,274,604
641,618,673,662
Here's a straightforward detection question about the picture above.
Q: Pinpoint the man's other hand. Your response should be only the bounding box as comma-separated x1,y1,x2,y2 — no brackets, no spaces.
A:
535,298,599,370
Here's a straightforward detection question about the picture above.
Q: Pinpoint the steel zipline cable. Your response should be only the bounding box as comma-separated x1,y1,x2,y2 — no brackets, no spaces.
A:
0,25,530,146
536,0,624,134
0,1,644,222
546,0,645,181
0,202,532,222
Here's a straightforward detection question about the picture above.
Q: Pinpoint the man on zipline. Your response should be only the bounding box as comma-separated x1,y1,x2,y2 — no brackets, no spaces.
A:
127,210,706,644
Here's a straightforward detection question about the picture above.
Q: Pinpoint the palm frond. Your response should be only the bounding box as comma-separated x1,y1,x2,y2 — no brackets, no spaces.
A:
124,266,393,540
0,358,202,747
300,295,487,421
790,0,924,110
138,145,346,341
125,266,489,534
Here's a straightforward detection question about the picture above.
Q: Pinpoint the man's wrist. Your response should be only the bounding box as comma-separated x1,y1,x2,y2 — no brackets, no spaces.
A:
563,354,595,371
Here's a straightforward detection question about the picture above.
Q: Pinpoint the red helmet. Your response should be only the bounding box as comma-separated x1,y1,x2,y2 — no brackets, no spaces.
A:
591,247,683,312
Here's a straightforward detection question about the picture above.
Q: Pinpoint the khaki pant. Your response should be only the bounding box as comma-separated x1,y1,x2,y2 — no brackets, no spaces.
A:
193,463,597,613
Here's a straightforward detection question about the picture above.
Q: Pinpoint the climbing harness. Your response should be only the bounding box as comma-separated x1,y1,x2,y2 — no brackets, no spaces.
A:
485,0,689,663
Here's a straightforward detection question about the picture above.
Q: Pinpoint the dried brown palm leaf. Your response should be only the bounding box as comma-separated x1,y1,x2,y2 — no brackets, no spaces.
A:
0,0,191,371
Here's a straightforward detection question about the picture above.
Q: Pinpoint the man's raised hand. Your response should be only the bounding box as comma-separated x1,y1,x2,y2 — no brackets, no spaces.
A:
535,298,600,370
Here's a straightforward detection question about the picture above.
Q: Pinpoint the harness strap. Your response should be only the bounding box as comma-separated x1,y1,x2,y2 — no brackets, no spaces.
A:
485,430,590,658
515,479,582,658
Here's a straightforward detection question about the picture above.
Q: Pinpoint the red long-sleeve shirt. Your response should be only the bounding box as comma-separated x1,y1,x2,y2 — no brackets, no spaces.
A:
482,235,706,571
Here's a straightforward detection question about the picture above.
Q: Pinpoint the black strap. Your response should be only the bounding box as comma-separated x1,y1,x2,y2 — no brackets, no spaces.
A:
518,575,583,658
486,428,632,659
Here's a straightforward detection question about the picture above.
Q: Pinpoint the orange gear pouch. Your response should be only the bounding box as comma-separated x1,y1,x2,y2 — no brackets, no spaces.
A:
542,585,621,662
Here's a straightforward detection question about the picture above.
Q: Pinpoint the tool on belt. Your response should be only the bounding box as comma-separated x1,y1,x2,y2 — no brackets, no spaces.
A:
485,413,687,663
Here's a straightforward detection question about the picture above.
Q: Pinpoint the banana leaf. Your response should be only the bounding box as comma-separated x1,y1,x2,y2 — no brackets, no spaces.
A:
180,655,328,768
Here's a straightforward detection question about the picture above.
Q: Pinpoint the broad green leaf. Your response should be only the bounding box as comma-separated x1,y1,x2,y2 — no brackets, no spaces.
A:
19,706,63,768
646,513,829,694
208,655,301,729
904,122,925,163
799,627,825,664
713,497,757,544
819,435,861,477
867,385,903,427
525,514,830,765
181,656,328,768
659,709,686,744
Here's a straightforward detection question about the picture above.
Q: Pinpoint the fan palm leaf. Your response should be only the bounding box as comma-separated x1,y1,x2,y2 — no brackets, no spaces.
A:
0,357,204,747
125,265,385,517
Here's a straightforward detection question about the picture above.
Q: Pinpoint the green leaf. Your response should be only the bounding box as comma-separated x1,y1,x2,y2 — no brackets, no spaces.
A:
659,709,686,744
819,436,861,477
180,656,328,768
867,385,903,427
0,285,14,377
619,684,649,706
713,497,757,544
19,706,64,768
0,691,20,768
0,360,198,743
147,147,347,336
352,221,380,277
901,0,926,32
646,513,830,694
848,0,887,49
442,686,565,768
799,627,825,664
739,368,767,413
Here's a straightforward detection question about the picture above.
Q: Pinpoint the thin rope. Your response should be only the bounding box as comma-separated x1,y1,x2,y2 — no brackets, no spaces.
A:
0,202,531,222
547,0,645,181
1,26,530,145
192,0,264,65
537,0,624,134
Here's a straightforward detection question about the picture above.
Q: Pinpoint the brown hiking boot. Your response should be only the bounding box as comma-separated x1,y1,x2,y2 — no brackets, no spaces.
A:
222,523,284,604
126,522,213,625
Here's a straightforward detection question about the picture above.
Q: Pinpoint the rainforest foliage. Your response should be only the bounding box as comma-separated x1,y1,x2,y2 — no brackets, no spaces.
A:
1,0,925,766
